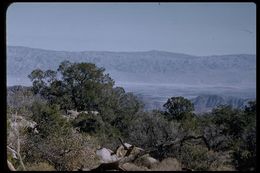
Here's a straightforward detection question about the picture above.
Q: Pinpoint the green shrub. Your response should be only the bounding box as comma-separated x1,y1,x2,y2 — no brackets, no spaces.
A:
178,144,214,170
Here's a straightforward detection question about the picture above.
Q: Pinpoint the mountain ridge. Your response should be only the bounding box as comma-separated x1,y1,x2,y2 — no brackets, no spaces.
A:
7,45,256,88
190,94,253,113
8,45,255,57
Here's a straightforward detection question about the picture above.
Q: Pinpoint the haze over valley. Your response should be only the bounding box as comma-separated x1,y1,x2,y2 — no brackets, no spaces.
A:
7,46,256,112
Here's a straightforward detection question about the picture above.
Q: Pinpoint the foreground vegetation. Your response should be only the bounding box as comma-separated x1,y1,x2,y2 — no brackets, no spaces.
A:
7,61,256,171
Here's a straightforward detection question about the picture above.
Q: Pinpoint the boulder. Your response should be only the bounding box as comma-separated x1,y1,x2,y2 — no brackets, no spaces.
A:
96,148,120,163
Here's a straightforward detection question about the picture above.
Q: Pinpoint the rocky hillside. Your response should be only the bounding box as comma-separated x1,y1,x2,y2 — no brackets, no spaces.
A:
191,95,253,113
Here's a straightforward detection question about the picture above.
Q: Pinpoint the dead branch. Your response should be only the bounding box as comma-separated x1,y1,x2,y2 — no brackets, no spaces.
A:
154,135,211,151
90,135,208,171
7,160,16,171
118,137,128,150
12,111,26,171
180,135,211,150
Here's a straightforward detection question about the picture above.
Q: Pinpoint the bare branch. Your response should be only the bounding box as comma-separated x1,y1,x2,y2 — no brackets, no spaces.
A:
118,137,128,150
13,111,26,171
7,160,16,171
7,146,18,156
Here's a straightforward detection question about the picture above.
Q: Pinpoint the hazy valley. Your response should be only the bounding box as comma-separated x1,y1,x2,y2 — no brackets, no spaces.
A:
7,46,256,112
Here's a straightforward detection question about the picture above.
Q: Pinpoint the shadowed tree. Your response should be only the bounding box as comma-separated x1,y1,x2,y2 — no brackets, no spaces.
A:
163,96,194,121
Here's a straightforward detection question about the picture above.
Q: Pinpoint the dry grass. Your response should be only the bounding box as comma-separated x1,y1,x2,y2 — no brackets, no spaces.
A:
209,165,236,171
25,162,56,171
121,162,150,171
151,157,182,171
124,155,182,171
134,154,158,169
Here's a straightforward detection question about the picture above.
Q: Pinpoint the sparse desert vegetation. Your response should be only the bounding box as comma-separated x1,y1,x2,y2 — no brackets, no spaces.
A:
7,61,256,171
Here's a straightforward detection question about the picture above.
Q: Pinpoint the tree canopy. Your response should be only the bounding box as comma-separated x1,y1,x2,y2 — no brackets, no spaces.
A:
163,96,194,121
28,61,115,112
5,60,254,171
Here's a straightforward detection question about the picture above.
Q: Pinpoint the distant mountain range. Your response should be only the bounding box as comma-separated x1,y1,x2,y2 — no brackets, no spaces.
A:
190,95,253,113
7,46,256,112
7,46,256,88
136,93,253,113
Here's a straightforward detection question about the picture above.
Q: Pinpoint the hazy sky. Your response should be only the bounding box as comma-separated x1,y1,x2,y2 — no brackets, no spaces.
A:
7,3,256,56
